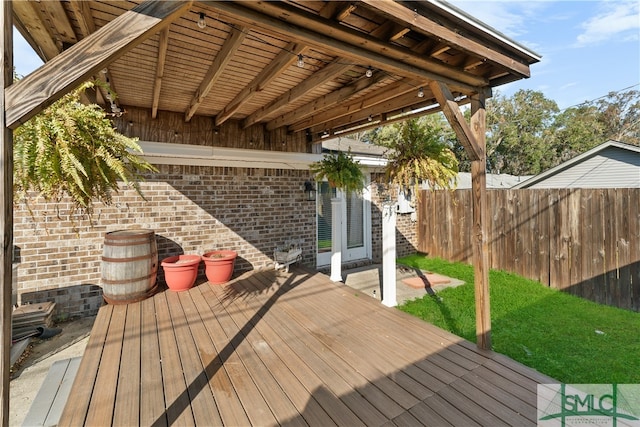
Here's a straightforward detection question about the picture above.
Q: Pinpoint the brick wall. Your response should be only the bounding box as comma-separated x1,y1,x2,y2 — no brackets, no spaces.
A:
14,164,316,319
14,166,419,319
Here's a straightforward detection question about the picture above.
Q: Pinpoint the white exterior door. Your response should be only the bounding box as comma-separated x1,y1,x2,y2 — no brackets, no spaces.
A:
316,176,371,267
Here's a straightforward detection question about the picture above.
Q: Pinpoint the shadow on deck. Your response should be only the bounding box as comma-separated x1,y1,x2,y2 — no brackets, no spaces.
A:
58,266,556,426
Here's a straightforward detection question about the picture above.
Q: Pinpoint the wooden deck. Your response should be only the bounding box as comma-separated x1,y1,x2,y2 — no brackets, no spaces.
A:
58,267,556,426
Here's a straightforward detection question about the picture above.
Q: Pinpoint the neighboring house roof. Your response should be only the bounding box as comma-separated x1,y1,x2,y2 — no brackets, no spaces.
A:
321,137,387,168
455,172,532,189
514,140,640,189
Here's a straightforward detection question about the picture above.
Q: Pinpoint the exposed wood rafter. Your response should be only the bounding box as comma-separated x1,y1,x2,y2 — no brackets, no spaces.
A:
5,0,193,129
290,77,420,132
185,26,247,122
152,29,170,119
266,70,387,131
12,1,59,61
235,1,487,88
215,42,306,127
203,1,485,93
66,1,96,40
361,0,530,78
38,1,76,46
309,88,429,134
242,59,352,129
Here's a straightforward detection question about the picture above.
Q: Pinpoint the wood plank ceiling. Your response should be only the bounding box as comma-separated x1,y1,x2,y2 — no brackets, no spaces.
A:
12,0,539,142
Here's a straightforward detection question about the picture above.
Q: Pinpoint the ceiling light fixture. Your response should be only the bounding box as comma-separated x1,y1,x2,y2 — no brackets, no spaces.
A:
297,54,305,68
417,87,425,98
365,66,373,78
197,12,207,29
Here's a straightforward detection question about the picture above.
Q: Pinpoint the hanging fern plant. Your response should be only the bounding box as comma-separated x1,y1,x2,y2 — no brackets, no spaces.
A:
13,81,157,219
309,149,365,193
375,117,459,193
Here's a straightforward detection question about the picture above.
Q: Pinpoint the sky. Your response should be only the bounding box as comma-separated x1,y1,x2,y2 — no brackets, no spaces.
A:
12,1,640,111
449,0,640,109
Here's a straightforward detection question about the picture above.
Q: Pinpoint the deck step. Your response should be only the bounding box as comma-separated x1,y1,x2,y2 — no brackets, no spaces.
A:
22,357,81,427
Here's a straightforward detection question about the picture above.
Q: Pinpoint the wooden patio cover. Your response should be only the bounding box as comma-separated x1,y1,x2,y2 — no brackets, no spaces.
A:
59,268,556,426
1,1,541,424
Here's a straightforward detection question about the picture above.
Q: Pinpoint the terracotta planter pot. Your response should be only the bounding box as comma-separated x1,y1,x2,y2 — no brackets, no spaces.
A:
161,254,201,292
202,250,237,284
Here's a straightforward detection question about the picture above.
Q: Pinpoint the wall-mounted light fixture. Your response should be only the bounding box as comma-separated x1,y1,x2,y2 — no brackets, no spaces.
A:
304,181,316,201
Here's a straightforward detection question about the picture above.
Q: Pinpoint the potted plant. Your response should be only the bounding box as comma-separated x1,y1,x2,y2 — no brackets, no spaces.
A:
202,250,238,284
309,149,365,192
160,254,201,292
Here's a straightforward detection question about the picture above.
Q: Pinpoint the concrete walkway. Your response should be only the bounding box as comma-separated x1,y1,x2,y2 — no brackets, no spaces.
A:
342,263,465,305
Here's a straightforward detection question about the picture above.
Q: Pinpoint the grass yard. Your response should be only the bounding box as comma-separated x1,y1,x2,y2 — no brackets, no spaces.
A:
397,254,640,384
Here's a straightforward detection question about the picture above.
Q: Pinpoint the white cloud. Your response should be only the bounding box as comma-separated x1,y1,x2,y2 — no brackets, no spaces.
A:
576,1,640,46
449,1,551,39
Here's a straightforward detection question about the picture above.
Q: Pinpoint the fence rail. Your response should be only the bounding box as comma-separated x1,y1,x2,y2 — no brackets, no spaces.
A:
418,188,640,311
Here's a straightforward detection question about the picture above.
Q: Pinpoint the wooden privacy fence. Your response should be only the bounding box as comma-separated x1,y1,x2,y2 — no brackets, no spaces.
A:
418,188,640,311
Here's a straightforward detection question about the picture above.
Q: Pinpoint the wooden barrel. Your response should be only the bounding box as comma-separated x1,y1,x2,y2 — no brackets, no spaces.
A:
101,229,158,304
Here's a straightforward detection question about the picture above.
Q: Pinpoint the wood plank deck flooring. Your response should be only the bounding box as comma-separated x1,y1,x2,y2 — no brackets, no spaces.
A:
58,267,556,426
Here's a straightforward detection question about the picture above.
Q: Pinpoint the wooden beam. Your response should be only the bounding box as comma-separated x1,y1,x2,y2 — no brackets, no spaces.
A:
12,1,59,61
234,1,487,88
361,0,531,78
470,93,491,350
203,1,484,93
39,1,77,45
291,77,419,132
309,88,429,134
215,42,305,127
266,70,387,131
185,26,247,122
429,80,482,161
152,29,170,119
335,3,357,21
0,3,12,426
5,0,193,130
242,59,352,129
67,1,96,40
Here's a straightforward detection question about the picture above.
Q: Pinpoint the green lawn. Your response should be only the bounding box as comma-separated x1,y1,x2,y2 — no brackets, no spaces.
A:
397,254,640,384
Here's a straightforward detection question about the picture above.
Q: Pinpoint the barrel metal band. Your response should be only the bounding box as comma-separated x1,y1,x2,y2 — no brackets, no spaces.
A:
101,271,157,285
102,252,158,263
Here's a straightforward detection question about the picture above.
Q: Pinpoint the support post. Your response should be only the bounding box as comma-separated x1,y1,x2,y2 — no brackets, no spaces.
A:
0,2,12,425
381,204,397,307
470,93,491,350
330,197,343,282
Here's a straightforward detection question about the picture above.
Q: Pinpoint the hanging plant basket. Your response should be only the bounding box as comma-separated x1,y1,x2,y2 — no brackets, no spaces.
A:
309,150,365,193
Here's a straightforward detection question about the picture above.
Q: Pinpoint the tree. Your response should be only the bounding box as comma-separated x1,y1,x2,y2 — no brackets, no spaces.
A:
367,115,459,192
592,89,640,146
547,104,605,164
484,89,559,175
13,81,157,219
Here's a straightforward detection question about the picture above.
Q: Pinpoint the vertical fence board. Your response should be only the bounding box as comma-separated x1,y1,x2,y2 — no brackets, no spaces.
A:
630,189,640,311
538,190,551,286
616,188,631,310
567,190,582,295
417,188,640,312
489,190,499,270
594,190,607,305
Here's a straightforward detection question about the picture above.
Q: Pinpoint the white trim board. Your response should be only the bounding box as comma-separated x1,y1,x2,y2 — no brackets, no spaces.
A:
138,141,386,170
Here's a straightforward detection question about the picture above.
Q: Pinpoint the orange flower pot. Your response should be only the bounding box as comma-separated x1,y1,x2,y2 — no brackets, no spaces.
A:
202,250,237,284
161,254,201,291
